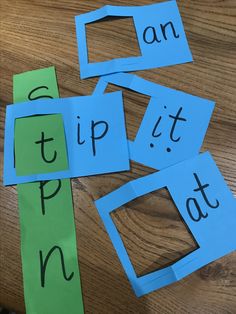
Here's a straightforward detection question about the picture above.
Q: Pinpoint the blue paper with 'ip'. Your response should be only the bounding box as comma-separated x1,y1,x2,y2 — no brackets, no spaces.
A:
3,92,129,185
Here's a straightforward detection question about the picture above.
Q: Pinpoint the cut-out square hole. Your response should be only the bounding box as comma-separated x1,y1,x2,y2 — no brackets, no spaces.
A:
86,16,141,63
105,84,150,141
13,114,58,169
111,188,198,277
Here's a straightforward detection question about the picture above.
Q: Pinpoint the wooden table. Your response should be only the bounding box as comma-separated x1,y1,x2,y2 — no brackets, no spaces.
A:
0,0,235,313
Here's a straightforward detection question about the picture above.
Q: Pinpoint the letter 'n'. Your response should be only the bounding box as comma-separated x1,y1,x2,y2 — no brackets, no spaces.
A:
39,245,74,287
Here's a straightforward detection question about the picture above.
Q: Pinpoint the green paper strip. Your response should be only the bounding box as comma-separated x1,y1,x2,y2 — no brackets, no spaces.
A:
13,66,60,103
15,67,84,314
15,114,68,176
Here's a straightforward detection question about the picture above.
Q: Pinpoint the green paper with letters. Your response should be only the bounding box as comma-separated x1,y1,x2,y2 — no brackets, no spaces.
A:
13,66,59,103
15,114,68,176
15,67,84,314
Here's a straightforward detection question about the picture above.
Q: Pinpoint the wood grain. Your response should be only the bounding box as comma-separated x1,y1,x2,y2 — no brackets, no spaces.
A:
0,0,236,313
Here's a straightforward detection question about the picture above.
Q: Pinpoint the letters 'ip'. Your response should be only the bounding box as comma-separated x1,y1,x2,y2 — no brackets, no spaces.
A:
3,92,129,185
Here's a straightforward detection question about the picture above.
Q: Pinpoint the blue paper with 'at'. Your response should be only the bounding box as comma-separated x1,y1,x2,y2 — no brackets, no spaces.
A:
95,152,236,297
93,72,215,170
3,92,130,185
75,0,193,78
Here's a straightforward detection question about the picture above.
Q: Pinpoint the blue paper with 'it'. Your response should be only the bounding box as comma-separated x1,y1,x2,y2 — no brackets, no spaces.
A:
75,0,193,78
95,152,236,297
93,72,215,170
3,92,130,185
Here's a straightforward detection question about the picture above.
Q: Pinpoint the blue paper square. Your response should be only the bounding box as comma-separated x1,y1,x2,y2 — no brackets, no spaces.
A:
75,1,193,78
3,92,130,185
95,152,236,297
93,72,215,170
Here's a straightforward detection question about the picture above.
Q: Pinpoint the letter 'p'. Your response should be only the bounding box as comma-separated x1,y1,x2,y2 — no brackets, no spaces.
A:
39,180,62,215
91,120,109,156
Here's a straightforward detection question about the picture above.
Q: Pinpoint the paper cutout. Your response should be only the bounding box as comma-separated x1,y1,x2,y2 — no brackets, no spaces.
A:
75,0,193,78
95,152,236,297
93,72,215,170
18,180,84,313
15,67,84,313
13,66,59,103
15,114,68,176
3,92,129,185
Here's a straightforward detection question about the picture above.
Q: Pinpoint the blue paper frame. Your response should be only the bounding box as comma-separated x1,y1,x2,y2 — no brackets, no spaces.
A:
3,92,130,185
75,0,193,78
93,72,215,170
95,152,236,297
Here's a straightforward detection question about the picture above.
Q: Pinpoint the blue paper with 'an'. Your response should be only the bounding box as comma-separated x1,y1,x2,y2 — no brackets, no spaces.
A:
75,1,193,78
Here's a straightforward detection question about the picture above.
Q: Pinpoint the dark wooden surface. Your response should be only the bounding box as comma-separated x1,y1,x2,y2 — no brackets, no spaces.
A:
0,0,236,313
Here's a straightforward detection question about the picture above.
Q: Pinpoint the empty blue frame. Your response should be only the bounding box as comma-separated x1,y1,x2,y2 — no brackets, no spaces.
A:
95,152,236,297
75,0,193,78
93,72,215,170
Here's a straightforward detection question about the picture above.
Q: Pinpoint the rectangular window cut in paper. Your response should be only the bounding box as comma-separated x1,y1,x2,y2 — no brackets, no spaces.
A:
75,0,193,78
3,92,129,185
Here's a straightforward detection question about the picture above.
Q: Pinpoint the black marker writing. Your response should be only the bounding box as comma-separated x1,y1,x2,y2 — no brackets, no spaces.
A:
39,180,62,215
91,120,109,156
186,197,208,222
28,86,53,101
143,21,179,44
150,116,162,148
186,173,220,222
77,116,85,145
39,246,74,288
193,173,219,209
160,21,180,41
35,132,57,163
169,107,187,142
152,116,162,138
143,26,161,44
